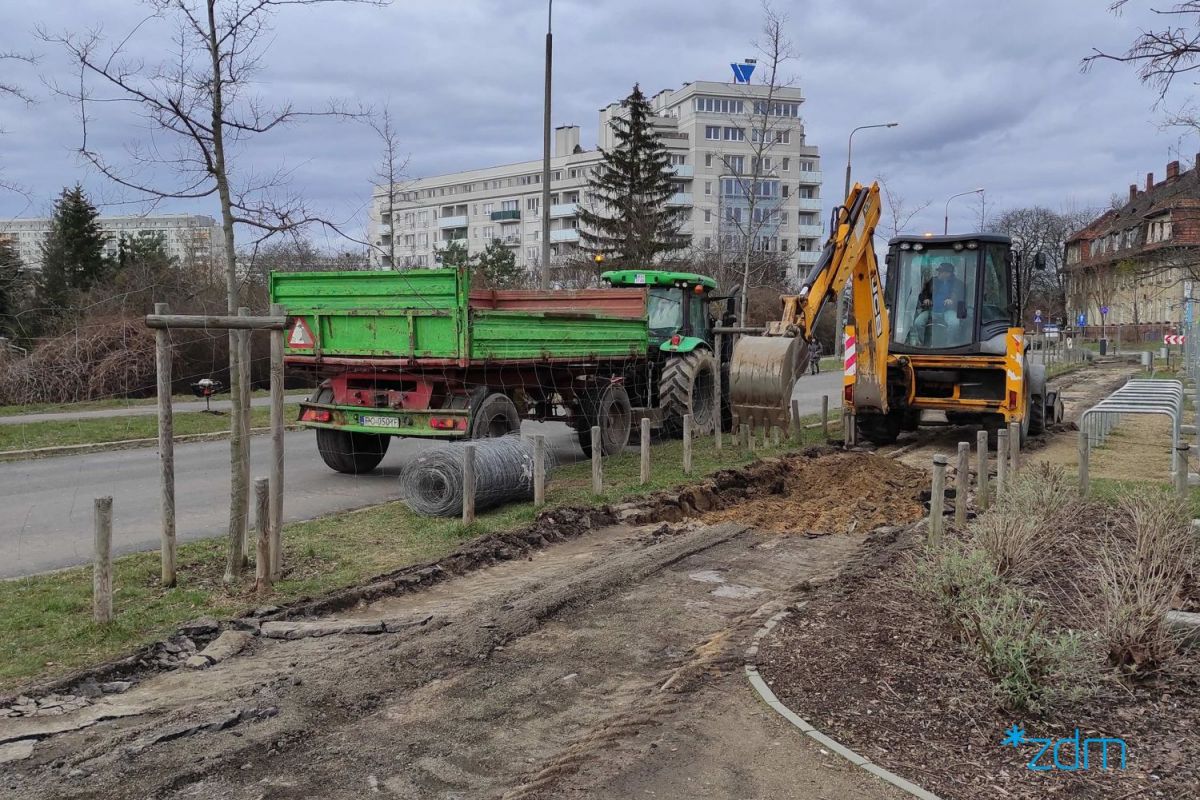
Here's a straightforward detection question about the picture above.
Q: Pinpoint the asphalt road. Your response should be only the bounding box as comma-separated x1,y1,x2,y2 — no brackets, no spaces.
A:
0,395,308,426
0,370,841,579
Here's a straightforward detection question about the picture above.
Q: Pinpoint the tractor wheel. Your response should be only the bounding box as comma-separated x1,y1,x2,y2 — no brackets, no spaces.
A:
576,383,633,458
316,428,390,474
659,350,718,437
857,411,902,446
469,392,522,439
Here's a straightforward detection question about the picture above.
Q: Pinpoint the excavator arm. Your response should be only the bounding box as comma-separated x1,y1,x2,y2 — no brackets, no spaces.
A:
728,181,890,429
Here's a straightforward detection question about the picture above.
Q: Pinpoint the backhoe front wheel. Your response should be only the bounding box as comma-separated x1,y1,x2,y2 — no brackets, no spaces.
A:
659,350,718,437
857,411,902,446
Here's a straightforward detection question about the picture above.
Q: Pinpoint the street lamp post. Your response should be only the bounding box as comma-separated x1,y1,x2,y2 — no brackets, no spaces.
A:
943,188,984,235
837,122,898,357
540,0,553,289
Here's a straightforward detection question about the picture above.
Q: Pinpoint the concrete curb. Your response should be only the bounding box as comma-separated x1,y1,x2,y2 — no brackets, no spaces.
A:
745,609,944,800
0,425,304,461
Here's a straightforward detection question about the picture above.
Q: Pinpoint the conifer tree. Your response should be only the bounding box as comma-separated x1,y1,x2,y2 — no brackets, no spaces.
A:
578,84,686,265
38,184,109,310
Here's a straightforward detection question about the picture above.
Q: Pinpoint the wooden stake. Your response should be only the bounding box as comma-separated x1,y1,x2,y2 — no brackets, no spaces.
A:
821,395,829,440
534,434,546,506
93,496,113,624
929,455,947,545
955,441,970,528
238,307,252,566
976,429,990,511
462,444,476,524
791,399,802,444
713,333,723,452
996,428,1009,498
269,303,285,580
640,417,651,485
154,303,176,588
740,422,750,451
1176,442,1190,497
683,413,693,475
1008,421,1021,475
254,477,272,595
591,426,603,494
770,425,781,447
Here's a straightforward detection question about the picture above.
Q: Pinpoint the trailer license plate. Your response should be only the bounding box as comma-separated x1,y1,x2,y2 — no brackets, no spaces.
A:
359,415,399,429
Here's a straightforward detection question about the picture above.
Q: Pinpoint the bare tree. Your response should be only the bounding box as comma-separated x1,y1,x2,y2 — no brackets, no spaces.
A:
990,206,1094,320
41,0,384,584
0,51,37,199
368,105,409,269
876,175,931,240
719,1,797,320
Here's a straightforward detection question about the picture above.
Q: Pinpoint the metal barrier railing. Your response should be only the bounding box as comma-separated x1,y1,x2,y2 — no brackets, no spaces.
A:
1078,379,1185,495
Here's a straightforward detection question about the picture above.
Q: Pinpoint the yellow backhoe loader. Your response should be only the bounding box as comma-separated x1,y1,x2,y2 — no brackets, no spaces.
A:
729,181,1063,445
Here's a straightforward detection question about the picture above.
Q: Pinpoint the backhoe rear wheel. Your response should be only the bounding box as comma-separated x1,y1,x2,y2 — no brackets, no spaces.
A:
659,350,718,437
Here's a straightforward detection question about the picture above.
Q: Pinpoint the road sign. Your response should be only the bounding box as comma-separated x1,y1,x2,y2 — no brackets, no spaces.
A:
1034,312,1043,323
1077,313,1087,326
731,62,755,83
1100,305,1109,316
288,317,315,349
1164,334,1187,345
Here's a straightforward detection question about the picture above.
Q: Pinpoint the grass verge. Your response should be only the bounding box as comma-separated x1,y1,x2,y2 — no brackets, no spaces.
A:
0,407,274,453
0,422,832,691
0,389,283,418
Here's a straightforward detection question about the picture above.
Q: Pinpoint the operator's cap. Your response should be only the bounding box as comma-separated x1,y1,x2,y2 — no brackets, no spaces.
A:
937,261,955,272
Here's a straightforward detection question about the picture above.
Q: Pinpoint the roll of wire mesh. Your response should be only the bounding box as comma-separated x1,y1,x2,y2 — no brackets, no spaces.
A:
399,435,550,517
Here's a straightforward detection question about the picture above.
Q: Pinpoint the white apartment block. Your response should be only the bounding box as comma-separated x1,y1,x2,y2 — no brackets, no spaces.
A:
370,79,822,282
0,213,222,271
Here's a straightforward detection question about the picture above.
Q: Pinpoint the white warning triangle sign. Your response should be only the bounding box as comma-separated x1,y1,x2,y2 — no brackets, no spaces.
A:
288,317,315,349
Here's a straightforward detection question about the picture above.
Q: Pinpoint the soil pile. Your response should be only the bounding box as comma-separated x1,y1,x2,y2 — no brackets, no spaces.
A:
703,451,926,535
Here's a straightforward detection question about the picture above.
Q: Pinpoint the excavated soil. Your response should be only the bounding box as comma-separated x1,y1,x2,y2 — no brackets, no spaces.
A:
702,451,927,534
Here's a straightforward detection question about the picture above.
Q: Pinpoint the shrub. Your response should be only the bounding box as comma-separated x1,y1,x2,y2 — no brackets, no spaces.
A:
1095,490,1193,676
973,464,1076,579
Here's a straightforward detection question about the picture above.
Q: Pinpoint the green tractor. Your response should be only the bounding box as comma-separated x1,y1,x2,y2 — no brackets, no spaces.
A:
599,269,733,438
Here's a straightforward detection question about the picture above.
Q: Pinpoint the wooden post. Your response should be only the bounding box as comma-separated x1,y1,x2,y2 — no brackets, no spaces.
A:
1008,421,1021,475
1176,442,1190,497
770,425,781,447
713,333,723,452
791,399,802,444
929,455,947,544
254,477,272,595
533,434,546,506
1078,427,1089,497
683,413,693,475
821,395,829,440
639,417,651,485
591,426,603,494
462,444,476,524
154,303,176,588
93,496,113,624
996,428,1009,499
976,429,990,512
740,422,750,451
238,307,252,567
955,441,970,528
268,303,285,580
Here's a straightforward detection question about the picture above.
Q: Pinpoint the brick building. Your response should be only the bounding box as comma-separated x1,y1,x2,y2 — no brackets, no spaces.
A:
1064,158,1200,336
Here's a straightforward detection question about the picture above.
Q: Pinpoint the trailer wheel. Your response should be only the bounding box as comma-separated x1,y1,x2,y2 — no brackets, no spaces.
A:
659,350,718,437
470,392,521,439
576,383,633,457
316,428,391,474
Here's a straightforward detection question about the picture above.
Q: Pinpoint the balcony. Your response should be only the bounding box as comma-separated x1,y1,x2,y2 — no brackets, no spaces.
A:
796,249,820,265
667,192,694,206
490,209,520,222
550,202,578,218
796,197,822,212
502,234,521,246
670,164,694,178
434,237,467,250
796,170,823,185
549,228,580,243
796,224,824,239
438,215,468,229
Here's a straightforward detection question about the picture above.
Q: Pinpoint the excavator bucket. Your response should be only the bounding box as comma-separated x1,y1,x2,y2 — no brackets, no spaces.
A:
729,335,811,431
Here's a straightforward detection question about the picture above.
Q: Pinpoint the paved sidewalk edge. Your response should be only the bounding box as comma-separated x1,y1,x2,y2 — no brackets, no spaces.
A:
0,425,304,461
744,609,944,800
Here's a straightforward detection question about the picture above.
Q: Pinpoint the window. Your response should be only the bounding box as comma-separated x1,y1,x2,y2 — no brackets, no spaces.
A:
418,233,428,247
782,185,790,198
669,154,687,165
705,153,713,167
419,211,429,225
799,186,816,199
725,207,742,223
704,236,712,249
705,125,721,140
704,181,712,196
891,247,981,349
527,246,539,262
800,161,816,172
694,96,745,114
725,155,745,174
753,101,801,117
723,126,745,141
704,210,712,223
481,226,495,240
781,239,789,252
527,197,540,211
501,200,518,212
404,212,415,226
776,129,790,144
380,213,391,226
482,202,493,215
404,234,415,247
752,156,773,172
780,213,787,227
781,157,790,171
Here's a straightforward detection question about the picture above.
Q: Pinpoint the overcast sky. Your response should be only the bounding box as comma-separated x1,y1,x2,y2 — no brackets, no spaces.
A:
0,0,1194,247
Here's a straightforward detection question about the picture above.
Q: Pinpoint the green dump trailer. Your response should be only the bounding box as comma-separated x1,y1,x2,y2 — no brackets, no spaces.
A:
271,266,730,475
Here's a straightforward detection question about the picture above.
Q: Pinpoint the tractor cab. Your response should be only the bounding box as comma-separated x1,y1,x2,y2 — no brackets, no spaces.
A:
885,234,1026,356
601,270,719,350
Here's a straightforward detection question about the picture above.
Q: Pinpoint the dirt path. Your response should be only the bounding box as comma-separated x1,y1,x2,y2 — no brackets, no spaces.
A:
2,478,913,799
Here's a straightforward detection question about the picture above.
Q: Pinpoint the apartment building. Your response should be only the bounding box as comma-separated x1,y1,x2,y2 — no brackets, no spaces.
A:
370,79,822,282
1065,157,1200,330
0,213,222,271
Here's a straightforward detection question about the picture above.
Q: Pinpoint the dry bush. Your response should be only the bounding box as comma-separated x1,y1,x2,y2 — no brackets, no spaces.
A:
973,463,1077,578
1095,490,1193,676
0,317,156,404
